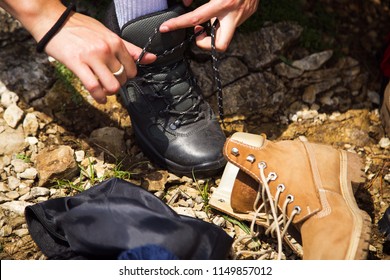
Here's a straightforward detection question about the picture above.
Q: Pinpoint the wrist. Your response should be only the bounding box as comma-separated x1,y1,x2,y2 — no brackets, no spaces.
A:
3,0,67,42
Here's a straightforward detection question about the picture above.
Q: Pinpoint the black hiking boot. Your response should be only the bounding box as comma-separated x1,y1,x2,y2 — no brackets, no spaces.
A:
105,4,226,177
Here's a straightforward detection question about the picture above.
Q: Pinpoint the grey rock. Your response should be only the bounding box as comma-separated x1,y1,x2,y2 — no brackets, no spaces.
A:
229,22,303,70
292,50,333,71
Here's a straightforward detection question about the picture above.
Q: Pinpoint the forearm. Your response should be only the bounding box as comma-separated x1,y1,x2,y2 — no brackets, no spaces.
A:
0,0,67,41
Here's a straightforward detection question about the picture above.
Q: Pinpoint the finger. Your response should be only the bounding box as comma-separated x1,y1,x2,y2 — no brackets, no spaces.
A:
89,60,121,96
213,18,236,52
72,63,107,103
122,40,157,66
160,1,221,32
111,63,127,86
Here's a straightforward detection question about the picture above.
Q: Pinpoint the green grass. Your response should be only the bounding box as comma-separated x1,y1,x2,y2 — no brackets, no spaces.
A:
15,153,31,163
50,157,139,193
52,61,84,107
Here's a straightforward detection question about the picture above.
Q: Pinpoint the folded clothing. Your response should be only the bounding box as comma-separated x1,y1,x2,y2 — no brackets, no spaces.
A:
25,178,233,260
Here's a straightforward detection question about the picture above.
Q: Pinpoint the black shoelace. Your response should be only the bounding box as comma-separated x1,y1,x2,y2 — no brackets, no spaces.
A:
135,19,224,128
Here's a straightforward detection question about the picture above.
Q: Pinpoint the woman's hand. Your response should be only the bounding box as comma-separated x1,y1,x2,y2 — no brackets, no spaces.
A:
160,0,259,52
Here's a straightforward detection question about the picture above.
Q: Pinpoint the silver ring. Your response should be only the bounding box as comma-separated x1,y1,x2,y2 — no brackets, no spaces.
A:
112,64,124,76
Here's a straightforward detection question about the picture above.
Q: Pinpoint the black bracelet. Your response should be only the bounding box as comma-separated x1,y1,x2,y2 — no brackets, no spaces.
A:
36,1,76,53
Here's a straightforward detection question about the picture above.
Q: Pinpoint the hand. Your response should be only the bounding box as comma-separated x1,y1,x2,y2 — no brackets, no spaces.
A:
160,0,259,52
44,12,156,104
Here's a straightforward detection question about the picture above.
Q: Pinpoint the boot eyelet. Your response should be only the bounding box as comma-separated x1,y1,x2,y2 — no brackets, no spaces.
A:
231,147,240,156
294,206,301,214
169,120,181,130
267,172,277,181
287,194,294,203
258,161,267,169
246,154,256,163
277,184,285,192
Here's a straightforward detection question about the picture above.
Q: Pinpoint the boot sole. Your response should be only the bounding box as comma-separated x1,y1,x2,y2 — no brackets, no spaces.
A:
132,122,226,178
341,151,372,260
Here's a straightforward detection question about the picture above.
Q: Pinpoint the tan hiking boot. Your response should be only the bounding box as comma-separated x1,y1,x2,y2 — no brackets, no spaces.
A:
210,132,372,260
381,81,390,136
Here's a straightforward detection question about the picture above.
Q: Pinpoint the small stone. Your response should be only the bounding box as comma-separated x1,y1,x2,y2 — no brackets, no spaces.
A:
0,182,9,192
0,225,13,237
172,206,196,218
75,150,85,162
30,187,50,198
7,176,20,190
3,104,24,128
13,228,29,237
23,113,39,136
0,193,11,203
1,91,19,108
0,201,32,215
25,136,39,145
379,137,390,149
18,167,38,180
11,158,29,173
212,216,226,227
6,190,20,200
194,211,208,220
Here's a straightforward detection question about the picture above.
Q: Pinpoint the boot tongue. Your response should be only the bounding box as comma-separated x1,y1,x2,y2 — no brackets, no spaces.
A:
120,5,187,65
151,63,195,112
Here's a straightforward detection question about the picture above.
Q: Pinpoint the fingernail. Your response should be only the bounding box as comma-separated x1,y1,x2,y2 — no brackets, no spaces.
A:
160,25,169,32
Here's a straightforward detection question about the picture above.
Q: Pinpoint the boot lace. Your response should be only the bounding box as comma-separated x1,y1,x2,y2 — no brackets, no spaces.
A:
233,161,301,260
135,20,224,129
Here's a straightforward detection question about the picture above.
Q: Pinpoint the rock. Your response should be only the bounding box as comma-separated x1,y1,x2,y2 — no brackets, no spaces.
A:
18,167,38,180
6,191,20,200
229,22,303,70
30,187,50,199
89,127,127,160
13,228,29,237
172,206,196,218
274,62,304,79
0,225,12,237
292,50,333,71
220,72,286,116
379,137,390,149
75,150,85,162
22,113,39,136
1,90,19,108
0,125,27,156
0,201,32,216
11,158,29,173
36,145,78,187
7,176,20,191
302,78,341,104
142,170,169,192
3,104,24,128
